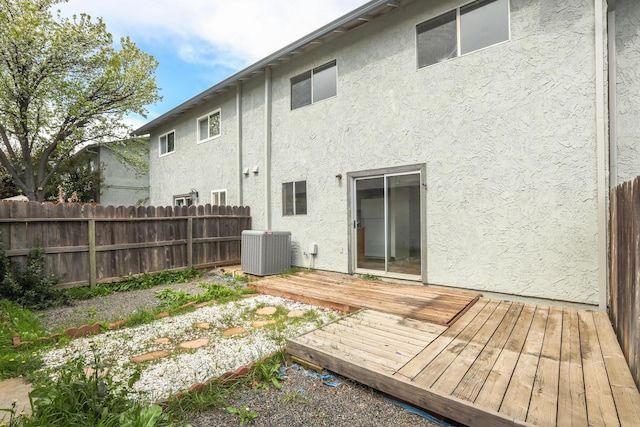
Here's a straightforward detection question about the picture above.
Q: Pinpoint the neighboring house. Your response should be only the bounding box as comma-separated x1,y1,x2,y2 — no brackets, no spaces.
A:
134,0,639,308
83,141,150,207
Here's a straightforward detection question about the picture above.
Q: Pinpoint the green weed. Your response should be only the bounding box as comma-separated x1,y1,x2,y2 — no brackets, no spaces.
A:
226,406,258,426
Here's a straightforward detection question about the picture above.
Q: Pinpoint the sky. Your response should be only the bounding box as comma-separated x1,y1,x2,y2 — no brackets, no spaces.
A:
57,0,370,128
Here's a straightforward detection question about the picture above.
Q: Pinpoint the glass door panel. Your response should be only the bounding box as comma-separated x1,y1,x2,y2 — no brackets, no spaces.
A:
355,177,385,272
387,174,421,275
354,172,422,277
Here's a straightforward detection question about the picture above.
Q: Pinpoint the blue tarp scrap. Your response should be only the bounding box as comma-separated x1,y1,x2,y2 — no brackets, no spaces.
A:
302,370,342,387
383,396,456,427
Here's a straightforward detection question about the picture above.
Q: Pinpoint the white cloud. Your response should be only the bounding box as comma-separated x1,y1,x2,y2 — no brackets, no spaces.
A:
58,0,368,67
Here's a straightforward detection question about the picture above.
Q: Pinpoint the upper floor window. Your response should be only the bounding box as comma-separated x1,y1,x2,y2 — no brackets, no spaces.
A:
159,130,175,156
198,109,221,142
417,0,509,68
291,60,337,110
282,181,307,215
211,189,227,206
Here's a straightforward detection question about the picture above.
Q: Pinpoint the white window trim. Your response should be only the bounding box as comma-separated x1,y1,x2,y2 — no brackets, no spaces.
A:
159,129,176,157
173,195,192,206
197,109,221,144
416,0,511,69
211,189,227,206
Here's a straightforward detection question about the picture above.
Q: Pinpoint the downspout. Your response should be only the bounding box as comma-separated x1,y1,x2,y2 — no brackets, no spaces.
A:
264,67,272,230
608,3,617,188
236,84,243,205
595,0,608,311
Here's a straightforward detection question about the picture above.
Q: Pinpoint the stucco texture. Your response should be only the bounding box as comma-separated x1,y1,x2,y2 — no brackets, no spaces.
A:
615,0,640,184
267,0,600,304
147,0,603,305
149,90,239,207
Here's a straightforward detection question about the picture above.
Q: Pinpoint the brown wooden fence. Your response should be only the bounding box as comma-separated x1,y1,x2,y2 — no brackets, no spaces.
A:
610,176,640,390
0,201,251,287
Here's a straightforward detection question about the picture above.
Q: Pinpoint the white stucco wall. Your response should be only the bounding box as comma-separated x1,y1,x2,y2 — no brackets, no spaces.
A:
146,0,604,305
149,90,239,207
267,0,600,304
614,0,640,184
99,147,149,207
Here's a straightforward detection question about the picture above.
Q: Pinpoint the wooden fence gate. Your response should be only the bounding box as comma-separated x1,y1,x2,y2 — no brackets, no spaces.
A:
0,201,251,287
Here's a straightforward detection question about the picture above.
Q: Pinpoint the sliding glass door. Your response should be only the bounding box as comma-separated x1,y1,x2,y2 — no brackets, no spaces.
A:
354,172,421,278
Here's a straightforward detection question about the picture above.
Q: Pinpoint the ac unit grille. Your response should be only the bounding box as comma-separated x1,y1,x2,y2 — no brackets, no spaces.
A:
241,230,291,276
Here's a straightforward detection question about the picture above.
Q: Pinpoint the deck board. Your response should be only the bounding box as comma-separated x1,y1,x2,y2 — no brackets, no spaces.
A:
267,272,640,427
251,270,480,325
286,292,640,427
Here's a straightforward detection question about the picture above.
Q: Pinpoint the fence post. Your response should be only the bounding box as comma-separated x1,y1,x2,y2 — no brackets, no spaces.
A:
88,219,96,287
187,217,193,268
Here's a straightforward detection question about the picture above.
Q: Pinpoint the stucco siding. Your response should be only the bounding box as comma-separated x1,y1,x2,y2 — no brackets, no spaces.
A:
98,147,149,207
149,91,239,206
268,0,600,304
240,77,268,229
143,0,606,305
615,0,640,183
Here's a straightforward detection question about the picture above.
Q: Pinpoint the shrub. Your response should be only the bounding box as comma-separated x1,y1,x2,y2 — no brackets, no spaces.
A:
0,240,67,310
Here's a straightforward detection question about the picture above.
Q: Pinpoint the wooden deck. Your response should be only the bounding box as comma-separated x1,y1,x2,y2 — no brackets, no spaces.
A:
265,273,640,427
250,271,480,325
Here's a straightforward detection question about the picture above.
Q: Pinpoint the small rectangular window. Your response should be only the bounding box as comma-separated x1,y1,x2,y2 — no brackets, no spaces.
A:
174,195,192,206
291,61,336,110
211,189,227,206
282,181,307,216
159,130,175,156
197,109,221,142
417,0,509,68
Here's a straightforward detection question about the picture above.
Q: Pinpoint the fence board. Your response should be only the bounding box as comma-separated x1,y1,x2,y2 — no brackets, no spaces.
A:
0,201,250,288
610,176,640,390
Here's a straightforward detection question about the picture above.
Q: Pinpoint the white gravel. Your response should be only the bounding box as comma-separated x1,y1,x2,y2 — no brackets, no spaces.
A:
39,295,338,403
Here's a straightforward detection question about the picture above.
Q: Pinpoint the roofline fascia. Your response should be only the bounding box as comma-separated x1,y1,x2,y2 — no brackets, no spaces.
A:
132,0,397,136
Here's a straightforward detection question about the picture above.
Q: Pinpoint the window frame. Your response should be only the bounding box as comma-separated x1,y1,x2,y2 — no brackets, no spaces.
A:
211,189,227,206
416,0,510,69
173,195,193,207
291,60,337,110
159,130,176,157
197,109,221,143
282,181,307,216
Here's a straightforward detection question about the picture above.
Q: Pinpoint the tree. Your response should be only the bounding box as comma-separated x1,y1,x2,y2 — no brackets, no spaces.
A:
0,165,18,198
44,149,103,202
0,0,160,201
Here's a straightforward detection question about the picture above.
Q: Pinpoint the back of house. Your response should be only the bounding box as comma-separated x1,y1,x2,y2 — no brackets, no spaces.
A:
135,0,640,308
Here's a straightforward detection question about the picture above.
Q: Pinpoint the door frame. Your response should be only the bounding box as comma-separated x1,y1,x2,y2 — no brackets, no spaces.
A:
347,164,427,283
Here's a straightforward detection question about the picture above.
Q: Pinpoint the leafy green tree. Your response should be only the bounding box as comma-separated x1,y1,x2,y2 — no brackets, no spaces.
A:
0,165,18,198
45,150,103,202
0,0,160,201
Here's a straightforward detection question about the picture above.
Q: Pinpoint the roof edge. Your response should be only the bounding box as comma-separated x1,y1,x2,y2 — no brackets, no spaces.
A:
133,0,399,136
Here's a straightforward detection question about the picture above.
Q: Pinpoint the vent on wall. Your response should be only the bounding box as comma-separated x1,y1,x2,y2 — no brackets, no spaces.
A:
241,230,291,276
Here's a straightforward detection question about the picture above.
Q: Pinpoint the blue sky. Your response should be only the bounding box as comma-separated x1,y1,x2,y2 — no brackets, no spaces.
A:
57,0,369,128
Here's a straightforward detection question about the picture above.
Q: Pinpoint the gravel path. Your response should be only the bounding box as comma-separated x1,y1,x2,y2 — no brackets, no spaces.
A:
189,364,450,427
37,279,214,333
35,275,452,427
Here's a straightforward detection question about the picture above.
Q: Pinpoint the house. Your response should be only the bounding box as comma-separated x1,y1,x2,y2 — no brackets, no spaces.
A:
81,141,150,206
134,0,640,309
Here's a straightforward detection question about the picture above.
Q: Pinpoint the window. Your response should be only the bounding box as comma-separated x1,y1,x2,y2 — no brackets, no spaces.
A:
211,189,227,206
197,109,221,142
282,181,307,215
417,0,509,68
159,130,175,156
291,61,337,109
174,195,193,206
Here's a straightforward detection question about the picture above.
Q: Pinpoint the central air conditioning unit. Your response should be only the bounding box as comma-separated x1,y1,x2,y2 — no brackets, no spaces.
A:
241,230,291,276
